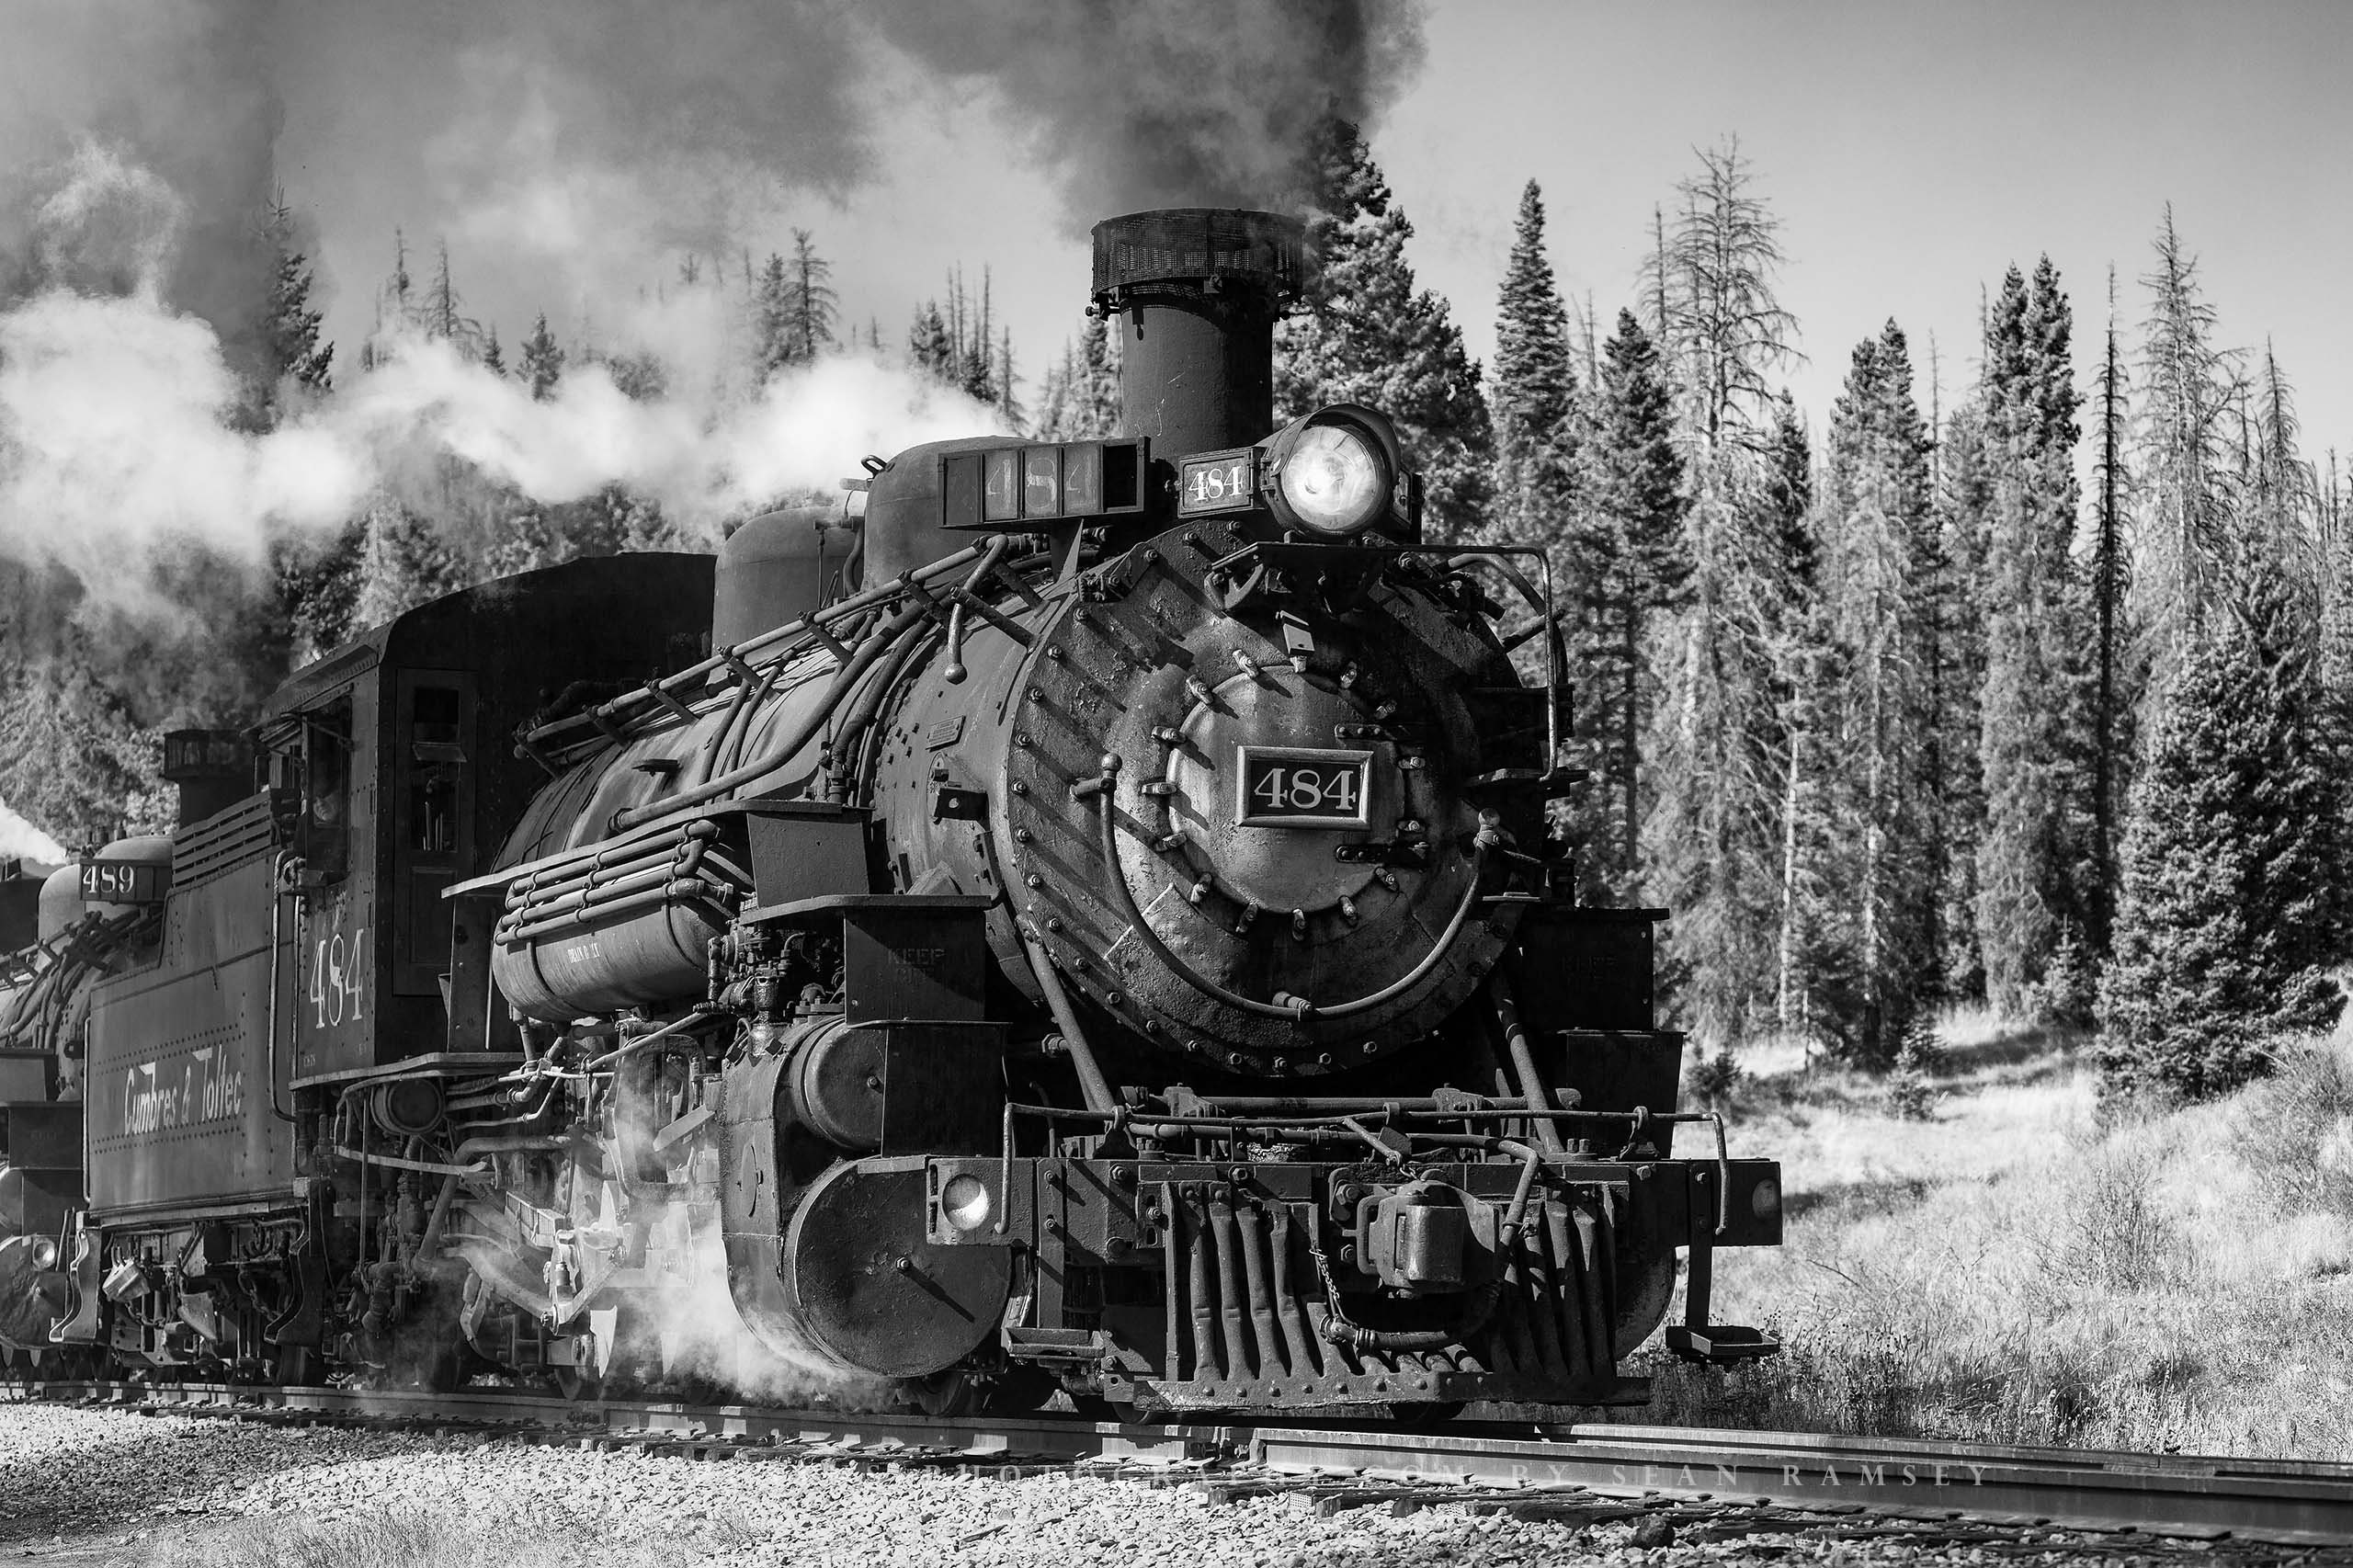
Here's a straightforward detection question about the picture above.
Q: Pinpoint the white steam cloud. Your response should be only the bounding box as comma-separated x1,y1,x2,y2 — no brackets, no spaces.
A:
1,1,1426,631
2,290,367,570
0,798,64,866
0,144,1006,616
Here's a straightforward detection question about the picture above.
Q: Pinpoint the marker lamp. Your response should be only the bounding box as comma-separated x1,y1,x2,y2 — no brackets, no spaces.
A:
940,1173,993,1232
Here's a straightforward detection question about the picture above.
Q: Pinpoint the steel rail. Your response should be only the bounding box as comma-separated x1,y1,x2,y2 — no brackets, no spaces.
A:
17,1381,2353,1546
1250,1421,2353,1546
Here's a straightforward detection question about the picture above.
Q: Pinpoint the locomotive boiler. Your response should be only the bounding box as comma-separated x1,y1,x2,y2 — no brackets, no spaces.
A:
0,208,1779,1416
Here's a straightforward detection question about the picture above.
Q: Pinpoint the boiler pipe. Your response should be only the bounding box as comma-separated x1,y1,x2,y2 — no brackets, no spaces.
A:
527,538,1006,754
608,602,933,834
1492,971,1567,1155
1019,935,1120,1118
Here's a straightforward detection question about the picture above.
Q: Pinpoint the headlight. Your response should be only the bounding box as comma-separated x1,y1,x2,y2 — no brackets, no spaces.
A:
940,1173,994,1232
28,1238,56,1271
1263,406,1398,538
1277,424,1387,536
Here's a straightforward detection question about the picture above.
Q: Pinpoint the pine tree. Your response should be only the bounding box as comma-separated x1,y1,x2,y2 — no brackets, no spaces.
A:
0,632,169,842
1975,259,2086,1018
1758,394,1828,1033
1650,139,1802,454
2246,343,2315,579
1034,314,1123,439
603,349,667,402
352,502,469,629
960,268,997,406
2320,450,2353,699
1489,181,1578,553
359,228,415,373
1275,118,1493,541
1033,342,1076,439
1582,309,1686,892
275,526,366,660
997,324,1020,427
1640,140,1803,1053
908,301,956,386
482,326,505,377
2097,572,2347,1100
752,254,794,384
519,312,564,403
257,196,333,414
2084,267,2137,956
1815,321,1938,1062
1078,311,1120,432
421,240,487,360
785,229,838,361
1933,394,1994,996
2137,206,2242,653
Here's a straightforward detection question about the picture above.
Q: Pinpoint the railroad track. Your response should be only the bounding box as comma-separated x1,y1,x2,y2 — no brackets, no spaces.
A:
15,1380,2353,1556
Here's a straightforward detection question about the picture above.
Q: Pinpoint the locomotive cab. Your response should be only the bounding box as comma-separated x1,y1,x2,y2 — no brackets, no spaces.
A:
50,554,713,1375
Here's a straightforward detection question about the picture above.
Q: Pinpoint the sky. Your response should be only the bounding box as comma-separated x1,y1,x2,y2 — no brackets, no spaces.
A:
294,0,2353,467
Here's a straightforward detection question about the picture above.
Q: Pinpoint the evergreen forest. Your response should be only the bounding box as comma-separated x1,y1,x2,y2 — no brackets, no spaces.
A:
5,124,2347,1107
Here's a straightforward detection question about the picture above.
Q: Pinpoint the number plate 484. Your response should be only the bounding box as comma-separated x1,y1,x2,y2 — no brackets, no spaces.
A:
1235,746,1373,828
1176,449,1257,517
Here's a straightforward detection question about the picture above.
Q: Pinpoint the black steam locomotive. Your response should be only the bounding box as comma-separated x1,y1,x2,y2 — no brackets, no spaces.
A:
0,209,1779,1417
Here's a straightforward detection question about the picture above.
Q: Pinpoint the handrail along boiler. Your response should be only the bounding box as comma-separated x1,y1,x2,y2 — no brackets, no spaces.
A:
0,209,1780,1411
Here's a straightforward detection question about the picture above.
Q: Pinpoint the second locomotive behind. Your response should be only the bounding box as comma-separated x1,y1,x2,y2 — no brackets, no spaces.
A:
0,208,1781,1415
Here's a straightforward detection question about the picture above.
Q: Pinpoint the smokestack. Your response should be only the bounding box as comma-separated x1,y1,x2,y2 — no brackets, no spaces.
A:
1089,209,1304,459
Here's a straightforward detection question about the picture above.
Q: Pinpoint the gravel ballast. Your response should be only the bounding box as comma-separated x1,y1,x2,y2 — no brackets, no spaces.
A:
0,1401,2302,1566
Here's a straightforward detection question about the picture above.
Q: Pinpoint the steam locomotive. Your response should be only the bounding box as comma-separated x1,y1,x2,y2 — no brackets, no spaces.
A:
0,209,1779,1417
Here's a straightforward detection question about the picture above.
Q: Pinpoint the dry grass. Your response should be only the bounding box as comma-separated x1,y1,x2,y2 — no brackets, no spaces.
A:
1631,1006,2353,1458
139,1506,759,1568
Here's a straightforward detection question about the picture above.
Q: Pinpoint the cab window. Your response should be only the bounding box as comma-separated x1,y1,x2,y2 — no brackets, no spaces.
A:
393,673,472,996
302,700,353,883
